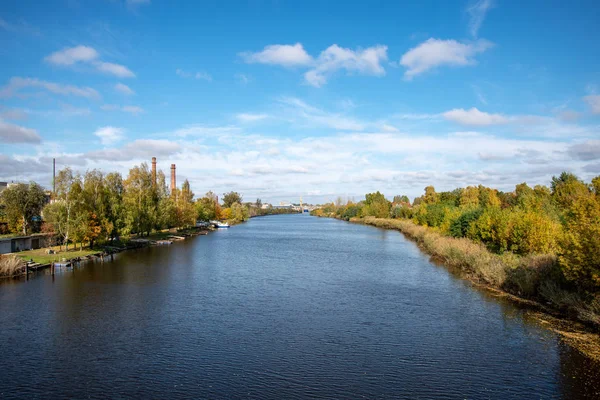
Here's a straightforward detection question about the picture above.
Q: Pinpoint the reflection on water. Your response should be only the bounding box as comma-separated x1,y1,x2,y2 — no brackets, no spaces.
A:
1,214,599,399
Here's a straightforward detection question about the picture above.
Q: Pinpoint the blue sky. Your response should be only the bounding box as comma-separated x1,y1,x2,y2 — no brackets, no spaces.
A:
1,0,600,203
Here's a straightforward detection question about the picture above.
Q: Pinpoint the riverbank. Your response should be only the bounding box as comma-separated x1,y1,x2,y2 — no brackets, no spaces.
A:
342,216,600,360
0,226,213,279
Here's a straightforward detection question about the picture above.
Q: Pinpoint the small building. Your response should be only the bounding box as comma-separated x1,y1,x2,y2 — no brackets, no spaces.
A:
0,234,54,255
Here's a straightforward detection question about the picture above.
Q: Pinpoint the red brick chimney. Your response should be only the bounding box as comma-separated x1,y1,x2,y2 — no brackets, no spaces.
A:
170,164,176,196
151,157,157,187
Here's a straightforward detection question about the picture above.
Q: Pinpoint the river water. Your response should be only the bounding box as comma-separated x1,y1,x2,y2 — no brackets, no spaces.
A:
1,214,599,399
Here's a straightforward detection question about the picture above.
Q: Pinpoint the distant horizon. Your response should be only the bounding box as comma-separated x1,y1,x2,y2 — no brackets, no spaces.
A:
2,0,599,204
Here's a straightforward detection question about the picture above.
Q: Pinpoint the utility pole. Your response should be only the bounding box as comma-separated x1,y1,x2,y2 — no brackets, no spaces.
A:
53,158,56,197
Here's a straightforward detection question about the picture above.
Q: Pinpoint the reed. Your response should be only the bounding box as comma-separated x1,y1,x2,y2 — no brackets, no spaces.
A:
0,255,25,277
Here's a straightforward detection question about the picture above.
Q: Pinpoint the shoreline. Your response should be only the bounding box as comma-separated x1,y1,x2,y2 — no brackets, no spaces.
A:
1,227,213,280
340,215,600,361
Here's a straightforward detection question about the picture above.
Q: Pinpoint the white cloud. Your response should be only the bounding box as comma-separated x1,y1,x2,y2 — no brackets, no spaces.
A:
305,44,388,87
240,42,388,86
583,95,600,114
44,45,99,65
442,107,508,126
114,83,135,95
176,69,212,81
95,61,135,78
400,38,493,79
380,124,399,132
240,43,313,67
0,77,99,99
0,119,41,143
44,45,135,78
236,113,269,122
467,0,494,38
94,126,125,145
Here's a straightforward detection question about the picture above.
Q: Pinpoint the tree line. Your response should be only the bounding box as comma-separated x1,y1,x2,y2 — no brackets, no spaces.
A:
313,172,600,291
0,162,291,250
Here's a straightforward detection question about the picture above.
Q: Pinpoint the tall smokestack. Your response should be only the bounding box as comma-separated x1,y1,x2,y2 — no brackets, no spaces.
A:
53,158,56,196
151,157,157,187
170,164,176,196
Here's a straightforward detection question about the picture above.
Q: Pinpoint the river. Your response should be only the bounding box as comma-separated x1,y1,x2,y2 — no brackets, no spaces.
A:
1,214,599,399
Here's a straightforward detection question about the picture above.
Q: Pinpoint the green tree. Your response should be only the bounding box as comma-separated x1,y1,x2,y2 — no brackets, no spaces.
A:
559,192,600,289
551,172,589,209
362,191,391,218
104,172,125,241
222,191,243,208
123,163,155,236
43,168,84,250
0,182,46,235
423,186,438,204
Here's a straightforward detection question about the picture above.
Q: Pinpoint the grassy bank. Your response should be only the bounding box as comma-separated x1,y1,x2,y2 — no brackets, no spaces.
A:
349,216,600,358
16,246,100,265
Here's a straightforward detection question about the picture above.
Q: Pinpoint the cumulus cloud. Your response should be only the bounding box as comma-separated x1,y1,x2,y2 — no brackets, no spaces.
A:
94,126,125,145
240,43,313,67
442,107,508,126
467,0,494,38
95,61,135,78
400,38,493,79
0,119,41,143
114,83,135,95
304,44,388,87
44,45,99,65
236,113,269,122
583,95,600,114
44,45,135,78
240,43,388,86
0,77,99,99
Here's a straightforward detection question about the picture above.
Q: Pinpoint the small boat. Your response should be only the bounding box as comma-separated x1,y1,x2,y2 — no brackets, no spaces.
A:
210,220,230,228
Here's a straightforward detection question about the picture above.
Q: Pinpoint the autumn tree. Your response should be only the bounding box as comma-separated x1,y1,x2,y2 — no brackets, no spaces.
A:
362,191,391,218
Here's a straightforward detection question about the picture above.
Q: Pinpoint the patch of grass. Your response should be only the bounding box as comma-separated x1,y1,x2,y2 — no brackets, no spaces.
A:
15,246,99,264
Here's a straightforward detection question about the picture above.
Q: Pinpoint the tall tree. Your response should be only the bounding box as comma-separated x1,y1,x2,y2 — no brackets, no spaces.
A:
43,168,83,250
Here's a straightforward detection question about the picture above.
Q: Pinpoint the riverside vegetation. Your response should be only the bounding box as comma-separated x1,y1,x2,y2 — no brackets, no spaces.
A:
312,172,600,337
0,162,294,277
